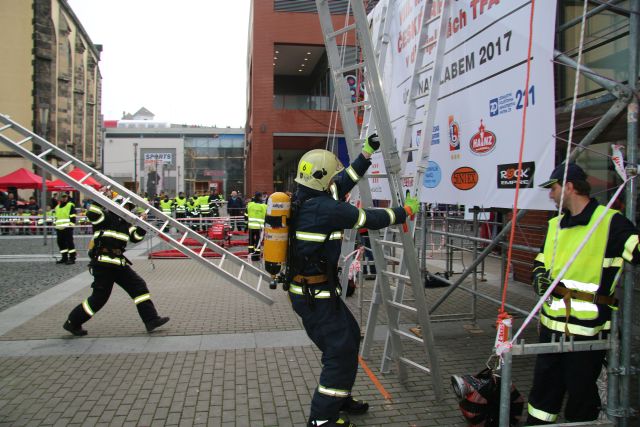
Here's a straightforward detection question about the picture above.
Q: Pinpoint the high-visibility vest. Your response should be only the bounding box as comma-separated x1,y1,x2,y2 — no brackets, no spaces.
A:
539,205,618,336
198,195,211,215
159,199,173,215
174,197,187,213
54,202,76,230
246,201,267,230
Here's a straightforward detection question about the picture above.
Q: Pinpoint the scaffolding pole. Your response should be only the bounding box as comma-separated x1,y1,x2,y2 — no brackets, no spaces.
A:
494,3,639,425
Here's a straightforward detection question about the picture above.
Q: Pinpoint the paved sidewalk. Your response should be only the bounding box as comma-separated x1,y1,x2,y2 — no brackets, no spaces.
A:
0,247,543,426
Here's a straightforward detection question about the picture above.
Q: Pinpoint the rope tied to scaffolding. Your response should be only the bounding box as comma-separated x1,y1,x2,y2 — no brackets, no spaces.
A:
491,0,537,362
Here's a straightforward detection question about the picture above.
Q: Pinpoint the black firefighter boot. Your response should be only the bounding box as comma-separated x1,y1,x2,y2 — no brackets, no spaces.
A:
341,397,369,415
66,253,76,265
145,316,170,332
63,319,87,336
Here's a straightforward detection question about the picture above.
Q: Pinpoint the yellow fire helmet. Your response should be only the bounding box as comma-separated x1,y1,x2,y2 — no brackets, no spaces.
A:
294,149,344,192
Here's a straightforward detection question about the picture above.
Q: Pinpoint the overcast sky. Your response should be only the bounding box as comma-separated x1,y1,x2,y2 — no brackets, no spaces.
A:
67,0,250,127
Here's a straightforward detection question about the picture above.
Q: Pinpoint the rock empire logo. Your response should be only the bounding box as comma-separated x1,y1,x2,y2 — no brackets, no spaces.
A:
448,115,460,151
451,166,478,190
469,119,496,155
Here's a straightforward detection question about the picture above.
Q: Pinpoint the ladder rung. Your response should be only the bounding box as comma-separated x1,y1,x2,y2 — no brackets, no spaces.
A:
16,136,33,146
399,356,431,374
403,147,419,153
408,119,423,126
0,124,11,132
382,270,411,282
37,148,53,158
411,92,430,102
178,232,187,245
218,254,226,268
198,243,207,256
336,62,365,75
383,254,401,263
237,264,245,280
58,160,73,171
418,63,434,74
377,239,403,248
387,300,417,314
365,174,388,179
158,220,169,233
78,171,93,183
391,328,424,345
346,100,369,109
328,23,356,39
421,39,438,50
425,13,442,26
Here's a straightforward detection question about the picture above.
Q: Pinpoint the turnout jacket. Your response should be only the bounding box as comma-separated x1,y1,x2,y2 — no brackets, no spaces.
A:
86,202,146,268
533,199,640,336
290,153,409,277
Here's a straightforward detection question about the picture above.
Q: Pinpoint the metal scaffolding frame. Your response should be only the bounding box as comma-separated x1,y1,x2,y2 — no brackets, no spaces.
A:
388,2,639,425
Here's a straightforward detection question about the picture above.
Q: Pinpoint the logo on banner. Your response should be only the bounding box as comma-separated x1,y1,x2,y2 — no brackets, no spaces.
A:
448,115,460,151
432,125,440,145
451,166,478,190
497,162,536,188
423,161,442,188
469,120,496,155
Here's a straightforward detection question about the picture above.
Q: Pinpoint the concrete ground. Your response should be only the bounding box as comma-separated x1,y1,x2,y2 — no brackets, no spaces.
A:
0,235,619,426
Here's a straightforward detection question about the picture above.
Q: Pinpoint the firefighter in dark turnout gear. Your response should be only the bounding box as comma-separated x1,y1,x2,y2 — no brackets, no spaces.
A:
289,135,421,427
54,193,77,264
526,163,640,425
63,196,170,336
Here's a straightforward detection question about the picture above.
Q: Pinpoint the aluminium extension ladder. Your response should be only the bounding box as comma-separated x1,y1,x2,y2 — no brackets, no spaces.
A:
364,0,452,373
0,114,273,305
315,0,447,397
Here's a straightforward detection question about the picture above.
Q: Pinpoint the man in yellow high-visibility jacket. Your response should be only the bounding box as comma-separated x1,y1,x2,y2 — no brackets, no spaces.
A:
527,163,640,425
246,192,266,261
54,193,77,264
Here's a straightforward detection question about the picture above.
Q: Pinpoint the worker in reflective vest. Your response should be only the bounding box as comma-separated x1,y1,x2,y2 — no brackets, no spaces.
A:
527,163,640,425
174,192,187,219
63,195,169,336
246,192,266,260
159,194,174,217
289,135,421,427
54,193,77,265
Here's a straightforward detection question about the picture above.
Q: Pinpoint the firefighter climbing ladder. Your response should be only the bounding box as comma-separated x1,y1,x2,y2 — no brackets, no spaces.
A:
315,0,448,397
0,114,274,305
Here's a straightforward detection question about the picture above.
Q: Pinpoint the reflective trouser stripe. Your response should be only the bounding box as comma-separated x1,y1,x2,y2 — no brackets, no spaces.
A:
384,208,395,224
60,249,68,254
527,403,558,422
134,293,151,304
82,299,94,316
318,384,350,398
68,249,76,254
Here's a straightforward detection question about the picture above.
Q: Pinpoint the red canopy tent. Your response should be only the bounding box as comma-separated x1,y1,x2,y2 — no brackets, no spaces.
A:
0,168,52,189
48,167,102,191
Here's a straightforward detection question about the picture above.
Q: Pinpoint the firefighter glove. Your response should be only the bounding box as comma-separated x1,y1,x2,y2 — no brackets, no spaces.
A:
532,269,552,296
363,133,380,155
404,195,420,216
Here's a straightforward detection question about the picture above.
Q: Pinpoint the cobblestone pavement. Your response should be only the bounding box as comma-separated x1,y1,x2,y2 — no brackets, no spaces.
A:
0,242,625,426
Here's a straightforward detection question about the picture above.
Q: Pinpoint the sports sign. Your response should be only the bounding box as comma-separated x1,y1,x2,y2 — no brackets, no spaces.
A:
367,0,557,209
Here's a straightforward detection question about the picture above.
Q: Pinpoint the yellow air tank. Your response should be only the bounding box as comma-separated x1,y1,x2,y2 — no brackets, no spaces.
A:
263,192,291,277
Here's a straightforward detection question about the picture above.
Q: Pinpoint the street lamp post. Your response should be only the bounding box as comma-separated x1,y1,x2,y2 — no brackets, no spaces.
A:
38,105,49,246
133,142,138,193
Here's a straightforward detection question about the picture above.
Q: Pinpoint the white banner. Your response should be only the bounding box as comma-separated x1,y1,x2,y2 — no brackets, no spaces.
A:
367,0,557,210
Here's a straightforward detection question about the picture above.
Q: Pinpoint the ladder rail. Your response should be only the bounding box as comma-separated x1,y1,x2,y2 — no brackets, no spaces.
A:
315,0,443,398
0,114,274,305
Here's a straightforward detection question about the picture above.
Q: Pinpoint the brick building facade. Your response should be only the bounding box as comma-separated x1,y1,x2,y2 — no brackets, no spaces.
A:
0,0,102,185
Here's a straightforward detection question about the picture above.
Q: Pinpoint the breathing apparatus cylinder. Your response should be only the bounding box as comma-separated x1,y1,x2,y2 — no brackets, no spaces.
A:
263,192,291,284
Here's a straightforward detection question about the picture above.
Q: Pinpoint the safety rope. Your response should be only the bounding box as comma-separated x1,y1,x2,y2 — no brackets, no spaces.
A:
548,0,590,274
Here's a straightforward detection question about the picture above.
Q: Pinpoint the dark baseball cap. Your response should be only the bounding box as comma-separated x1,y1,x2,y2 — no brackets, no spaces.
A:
539,163,587,188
